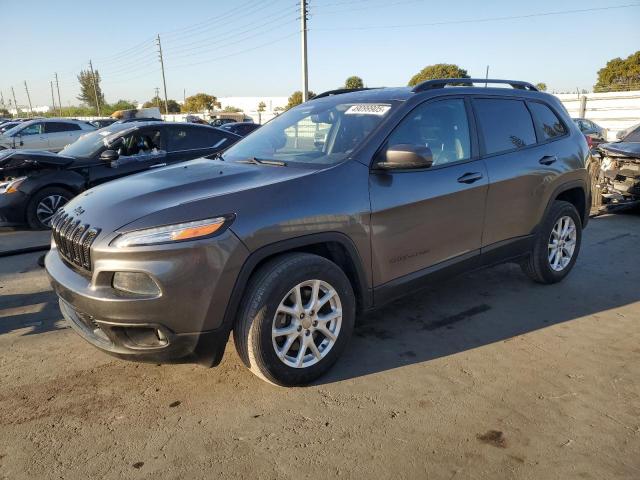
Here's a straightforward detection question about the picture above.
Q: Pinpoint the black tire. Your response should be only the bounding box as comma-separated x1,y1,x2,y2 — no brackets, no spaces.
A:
26,186,73,230
520,200,582,284
233,253,355,387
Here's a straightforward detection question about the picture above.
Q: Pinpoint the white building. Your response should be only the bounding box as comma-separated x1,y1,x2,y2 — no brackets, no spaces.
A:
217,96,288,124
8,105,53,115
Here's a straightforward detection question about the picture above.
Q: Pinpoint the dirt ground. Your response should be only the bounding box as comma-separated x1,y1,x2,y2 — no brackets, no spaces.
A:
0,213,639,480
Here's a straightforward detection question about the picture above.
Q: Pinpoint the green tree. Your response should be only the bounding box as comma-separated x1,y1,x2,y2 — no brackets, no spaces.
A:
182,93,220,113
286,91,316,110
142,97,181,113
535,82,548,91
594,51,640,92
222,105,242,113
345,76,364,89
257,101,266,124
407,63,469,87
76,69,105,109
0,107,9,116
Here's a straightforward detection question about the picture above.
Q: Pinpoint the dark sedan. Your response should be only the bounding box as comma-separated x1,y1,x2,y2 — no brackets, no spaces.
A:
0,121,240,229
572,118,607,147
217,122,261,137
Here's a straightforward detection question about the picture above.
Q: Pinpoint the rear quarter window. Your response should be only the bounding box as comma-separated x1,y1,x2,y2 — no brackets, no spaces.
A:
474,99,536,155
528,102,567,140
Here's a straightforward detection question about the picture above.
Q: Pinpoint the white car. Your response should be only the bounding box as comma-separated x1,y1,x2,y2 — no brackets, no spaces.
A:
0,119,95,152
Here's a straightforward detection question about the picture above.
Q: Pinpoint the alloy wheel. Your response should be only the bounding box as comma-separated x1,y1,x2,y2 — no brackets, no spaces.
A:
36,195,68,227
548,215,577,271
272,279,342,368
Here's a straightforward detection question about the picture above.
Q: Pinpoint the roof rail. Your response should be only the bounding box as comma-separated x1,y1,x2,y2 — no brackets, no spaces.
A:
313,87,378,99
412,78,538,93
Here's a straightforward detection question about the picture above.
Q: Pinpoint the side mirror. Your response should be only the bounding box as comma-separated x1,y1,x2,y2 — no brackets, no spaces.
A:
375,144,434,170
100,149,119,162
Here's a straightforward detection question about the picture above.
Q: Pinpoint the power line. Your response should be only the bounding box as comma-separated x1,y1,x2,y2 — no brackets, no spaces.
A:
311,3,640,31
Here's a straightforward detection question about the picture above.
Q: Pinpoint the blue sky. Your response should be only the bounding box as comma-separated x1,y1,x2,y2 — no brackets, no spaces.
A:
2,0,639,107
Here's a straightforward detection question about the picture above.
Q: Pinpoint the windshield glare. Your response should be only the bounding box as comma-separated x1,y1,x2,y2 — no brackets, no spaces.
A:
223,100,395,166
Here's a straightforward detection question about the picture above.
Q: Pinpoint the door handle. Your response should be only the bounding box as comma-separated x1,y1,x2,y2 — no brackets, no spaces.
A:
457,172,483,184
539,155,557,165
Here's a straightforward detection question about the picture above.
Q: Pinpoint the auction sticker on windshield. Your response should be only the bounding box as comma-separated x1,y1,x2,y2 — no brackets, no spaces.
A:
345,104,391,116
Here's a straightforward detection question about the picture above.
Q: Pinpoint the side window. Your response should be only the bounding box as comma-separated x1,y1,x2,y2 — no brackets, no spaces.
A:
474,99,536,154
169,126,227,150
117,129,164,157
19,123,44,136
45,122,81,133
386,98,471,166
528,102,567,140
625,127,640,142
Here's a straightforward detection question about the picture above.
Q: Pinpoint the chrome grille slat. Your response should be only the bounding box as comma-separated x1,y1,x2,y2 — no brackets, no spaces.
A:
52,210,100,272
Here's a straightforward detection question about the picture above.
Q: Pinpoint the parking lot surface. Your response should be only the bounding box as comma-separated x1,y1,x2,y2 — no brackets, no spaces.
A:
0,214,639,479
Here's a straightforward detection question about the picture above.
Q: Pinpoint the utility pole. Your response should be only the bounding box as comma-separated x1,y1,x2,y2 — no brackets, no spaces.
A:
156,34,169,115
0,91,4,108
50,81,57,115
11,87,19,117
54,72,63,116
155,87,160,107
89,60,101,116
24,81,33,117
300,0,309,102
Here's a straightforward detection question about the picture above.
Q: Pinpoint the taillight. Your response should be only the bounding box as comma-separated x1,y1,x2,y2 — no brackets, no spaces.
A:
585,135,593,148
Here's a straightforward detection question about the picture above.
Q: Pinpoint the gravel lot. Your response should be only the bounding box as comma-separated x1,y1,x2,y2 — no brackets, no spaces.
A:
0,213,639,480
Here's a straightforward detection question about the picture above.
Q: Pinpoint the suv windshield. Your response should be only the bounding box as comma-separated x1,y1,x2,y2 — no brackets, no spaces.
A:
223,99,396,166
59,124,135,159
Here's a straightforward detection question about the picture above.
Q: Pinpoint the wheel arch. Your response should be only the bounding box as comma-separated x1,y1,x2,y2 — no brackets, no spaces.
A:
542,180,589,229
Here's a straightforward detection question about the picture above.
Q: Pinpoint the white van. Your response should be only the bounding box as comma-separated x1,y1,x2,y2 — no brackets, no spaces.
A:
0,119,96,152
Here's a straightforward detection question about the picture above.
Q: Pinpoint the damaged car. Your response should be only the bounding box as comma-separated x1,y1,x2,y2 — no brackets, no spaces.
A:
591,141,640,213
0,121,241,229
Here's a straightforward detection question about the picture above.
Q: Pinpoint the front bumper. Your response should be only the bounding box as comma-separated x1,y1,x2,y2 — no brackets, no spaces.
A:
0,190,28,226
46,229,249,364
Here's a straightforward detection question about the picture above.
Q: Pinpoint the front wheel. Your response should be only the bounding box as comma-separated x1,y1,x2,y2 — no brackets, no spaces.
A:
26,187,72,229
233,253,355,386
520,200,582,284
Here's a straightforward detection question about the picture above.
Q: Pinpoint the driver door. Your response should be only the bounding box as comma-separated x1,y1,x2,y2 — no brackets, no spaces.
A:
369,97,488,293
16,122,49,150
87,127,167,187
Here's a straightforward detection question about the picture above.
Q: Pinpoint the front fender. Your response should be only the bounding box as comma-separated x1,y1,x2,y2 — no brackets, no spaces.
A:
18,170,86,196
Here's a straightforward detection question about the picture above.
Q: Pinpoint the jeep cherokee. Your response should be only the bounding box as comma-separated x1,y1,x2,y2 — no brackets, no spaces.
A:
45,79,591,386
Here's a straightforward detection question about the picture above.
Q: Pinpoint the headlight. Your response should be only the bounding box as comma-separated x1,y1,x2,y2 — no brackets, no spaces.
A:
0,176,27,194
111,217,228,248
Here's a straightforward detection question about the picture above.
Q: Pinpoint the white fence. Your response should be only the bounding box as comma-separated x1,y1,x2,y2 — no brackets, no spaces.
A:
555,90,640,140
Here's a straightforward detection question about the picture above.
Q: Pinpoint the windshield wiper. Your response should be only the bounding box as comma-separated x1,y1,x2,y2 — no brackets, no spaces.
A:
211,152,225,161
240,157,286,167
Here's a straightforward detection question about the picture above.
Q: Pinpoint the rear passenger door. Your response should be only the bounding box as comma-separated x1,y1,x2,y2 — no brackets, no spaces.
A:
473,97,567,248
44,122,82,151
166,125,236,163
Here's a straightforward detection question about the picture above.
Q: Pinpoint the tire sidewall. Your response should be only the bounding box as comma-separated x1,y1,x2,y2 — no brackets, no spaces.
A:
248,256,355,386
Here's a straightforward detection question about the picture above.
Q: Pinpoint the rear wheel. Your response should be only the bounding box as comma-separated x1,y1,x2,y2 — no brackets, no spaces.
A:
233,253,355,386
520,200,582,284
26,187,72,229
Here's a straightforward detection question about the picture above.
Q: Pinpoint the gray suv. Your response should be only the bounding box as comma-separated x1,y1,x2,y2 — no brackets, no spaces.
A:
46,79,591,386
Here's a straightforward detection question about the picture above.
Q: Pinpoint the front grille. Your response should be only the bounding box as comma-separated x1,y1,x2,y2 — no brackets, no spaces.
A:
51,211,100,271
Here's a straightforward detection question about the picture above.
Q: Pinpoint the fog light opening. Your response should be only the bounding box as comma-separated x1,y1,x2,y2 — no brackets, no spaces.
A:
112,272,160,296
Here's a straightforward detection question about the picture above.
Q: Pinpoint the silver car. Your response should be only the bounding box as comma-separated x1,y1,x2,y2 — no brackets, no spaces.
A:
0,118,95,152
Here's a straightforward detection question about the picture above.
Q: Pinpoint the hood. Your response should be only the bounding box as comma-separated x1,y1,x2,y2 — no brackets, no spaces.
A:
0,149,75,173
63,158,317,234
598,142,640,159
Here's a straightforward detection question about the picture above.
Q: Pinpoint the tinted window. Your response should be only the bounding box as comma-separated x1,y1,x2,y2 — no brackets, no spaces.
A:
387,98,471,165
168,126,227,150
623,127,640,142
529,102,567,140
474,99,536,154
45,122,81,133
